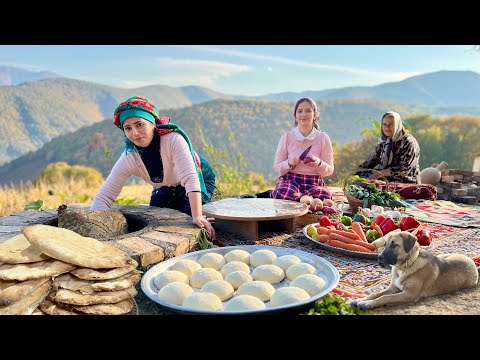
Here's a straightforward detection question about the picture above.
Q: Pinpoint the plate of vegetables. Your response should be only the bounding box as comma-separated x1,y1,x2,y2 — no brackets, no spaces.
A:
303,217,378,260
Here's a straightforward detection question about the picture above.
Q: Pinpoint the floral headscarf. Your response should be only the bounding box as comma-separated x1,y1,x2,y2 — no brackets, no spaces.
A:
113,96,210,203
379,111,408,168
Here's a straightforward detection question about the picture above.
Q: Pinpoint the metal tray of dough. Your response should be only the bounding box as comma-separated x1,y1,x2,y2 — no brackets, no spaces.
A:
141,245,339,315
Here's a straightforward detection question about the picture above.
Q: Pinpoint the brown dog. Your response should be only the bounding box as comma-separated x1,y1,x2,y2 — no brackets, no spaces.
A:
350,231,479,310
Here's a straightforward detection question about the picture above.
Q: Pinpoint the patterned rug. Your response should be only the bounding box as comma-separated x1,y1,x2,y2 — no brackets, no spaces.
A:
217,222,480,300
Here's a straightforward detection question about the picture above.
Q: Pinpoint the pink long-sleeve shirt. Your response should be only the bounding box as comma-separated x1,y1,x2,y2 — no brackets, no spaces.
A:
273,128,334,177
91,132,200,210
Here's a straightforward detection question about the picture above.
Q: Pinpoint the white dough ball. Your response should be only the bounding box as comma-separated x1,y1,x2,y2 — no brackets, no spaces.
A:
250,249,277,267
153,270,189,291
273,255,301,272
225,271,253,290
236,281,275,302
190,268,223,288
251,264,285,285
286,263,316,280
200,280,235,301
171,259,202,277
224,249,250,265
290,274,326,296
181,292,223,311
269,286,310,307
224,295,266,312
220,261,250,278
157,282,193,306
198,252,226,270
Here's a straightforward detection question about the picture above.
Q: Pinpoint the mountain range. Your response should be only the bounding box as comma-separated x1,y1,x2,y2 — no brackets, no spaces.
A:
1,66,480,184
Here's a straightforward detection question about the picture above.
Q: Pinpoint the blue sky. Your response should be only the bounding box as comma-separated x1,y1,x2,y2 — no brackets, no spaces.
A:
1,45,478,96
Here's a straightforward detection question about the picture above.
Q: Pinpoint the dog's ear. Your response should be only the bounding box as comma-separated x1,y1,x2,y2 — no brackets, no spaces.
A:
399,231,417,253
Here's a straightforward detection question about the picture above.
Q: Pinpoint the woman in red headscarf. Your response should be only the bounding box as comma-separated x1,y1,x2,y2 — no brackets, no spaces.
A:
90,96,216,240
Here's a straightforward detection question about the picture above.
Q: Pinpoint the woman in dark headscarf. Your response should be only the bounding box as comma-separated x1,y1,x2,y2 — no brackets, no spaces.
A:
356,111,420,183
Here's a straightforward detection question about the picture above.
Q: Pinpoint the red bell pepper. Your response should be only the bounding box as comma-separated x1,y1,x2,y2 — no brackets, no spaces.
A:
374,215,387,227
399,216,421,231
416,229,432,246
379,217,399,235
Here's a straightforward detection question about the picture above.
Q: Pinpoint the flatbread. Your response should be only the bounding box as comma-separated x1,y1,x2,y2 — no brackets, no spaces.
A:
0,280,52,315
73,298,134,315
22,224,131,269
0,279,17,291
70,259,138,280
48,286,137,306
39,299,79,315
0,277,51,307
0,259,76,281
0,234,50,264
54,272,141,294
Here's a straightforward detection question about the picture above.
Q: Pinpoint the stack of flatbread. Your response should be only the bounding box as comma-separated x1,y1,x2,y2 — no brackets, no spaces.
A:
0,224,139,315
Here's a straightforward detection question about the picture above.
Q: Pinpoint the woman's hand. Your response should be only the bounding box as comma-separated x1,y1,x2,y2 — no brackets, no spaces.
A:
288,157,301,169
192,216,216,241
304,155,321,166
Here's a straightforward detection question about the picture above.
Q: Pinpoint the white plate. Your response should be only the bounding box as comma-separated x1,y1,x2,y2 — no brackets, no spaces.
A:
141,245,339,315
303,223,378,260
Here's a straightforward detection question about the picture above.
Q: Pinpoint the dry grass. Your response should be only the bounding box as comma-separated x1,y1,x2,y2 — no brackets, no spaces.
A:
0,178,153,217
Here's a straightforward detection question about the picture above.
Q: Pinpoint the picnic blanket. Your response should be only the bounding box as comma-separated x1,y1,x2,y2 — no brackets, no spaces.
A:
217,222,480,300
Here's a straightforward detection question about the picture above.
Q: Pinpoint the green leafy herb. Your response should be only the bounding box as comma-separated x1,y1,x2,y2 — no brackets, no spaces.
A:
195,228,211,250
302,294,372,315
24,199,44,211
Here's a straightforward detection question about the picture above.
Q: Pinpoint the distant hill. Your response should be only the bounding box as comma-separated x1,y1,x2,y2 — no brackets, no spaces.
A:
0,98,419,186
0,66,60,86
0,77,232,166
254,71,480,107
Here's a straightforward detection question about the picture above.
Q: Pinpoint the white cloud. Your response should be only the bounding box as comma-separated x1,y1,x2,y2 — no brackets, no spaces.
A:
174,45,419,82
118,58,251,88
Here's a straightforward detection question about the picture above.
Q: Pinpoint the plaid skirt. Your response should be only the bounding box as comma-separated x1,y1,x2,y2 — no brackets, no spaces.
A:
272,172,332,201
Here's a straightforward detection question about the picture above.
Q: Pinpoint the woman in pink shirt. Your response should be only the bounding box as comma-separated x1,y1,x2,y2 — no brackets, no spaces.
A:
90,96,215,241
272,97,334,201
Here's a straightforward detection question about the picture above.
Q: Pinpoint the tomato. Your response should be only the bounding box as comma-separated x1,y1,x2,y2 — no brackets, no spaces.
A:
319,216,332,227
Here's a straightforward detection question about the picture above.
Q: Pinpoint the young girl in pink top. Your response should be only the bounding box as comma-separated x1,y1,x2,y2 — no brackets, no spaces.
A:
90,96,215,241
272,97,334,201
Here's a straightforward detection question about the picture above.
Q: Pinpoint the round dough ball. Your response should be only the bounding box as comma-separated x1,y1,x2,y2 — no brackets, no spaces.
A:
225,271,253,290
153,270,189,291
190,268,223,288
269,286,310,307
286,263,316,280
157,282,193,305
182,292,223,311
290,274,326,296
200,280,234,301
273,255,301,272
251,264,285,285
198,252,226,270
171,259,202,277
220,261,250,278
236,281,275,302
224,295,266,312
224,249,250,265
250,249,277,267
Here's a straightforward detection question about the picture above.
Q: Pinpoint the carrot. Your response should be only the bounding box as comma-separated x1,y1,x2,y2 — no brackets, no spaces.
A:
351,222,368,243
316,227,333,235
329,239,347,249
329,229,361,240
328,233,376,251
316,234,330,243
374,224,384,237
343,243,374,253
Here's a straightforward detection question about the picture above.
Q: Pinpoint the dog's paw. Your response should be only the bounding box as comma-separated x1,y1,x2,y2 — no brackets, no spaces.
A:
356,300,373,311
348,299,360,307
